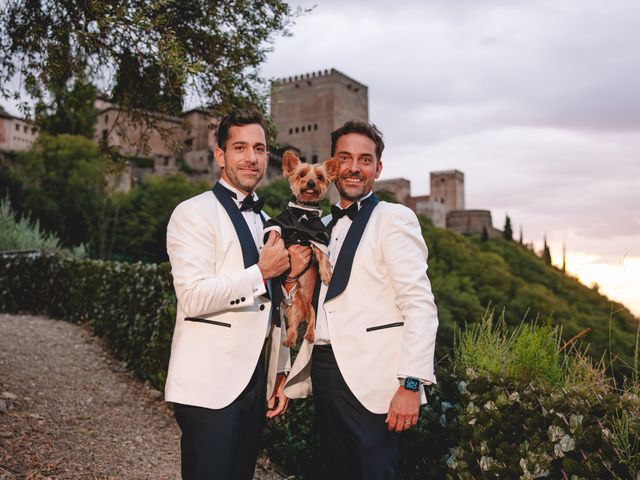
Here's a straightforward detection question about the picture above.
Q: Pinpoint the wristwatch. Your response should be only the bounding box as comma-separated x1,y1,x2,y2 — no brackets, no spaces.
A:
402,377,421,392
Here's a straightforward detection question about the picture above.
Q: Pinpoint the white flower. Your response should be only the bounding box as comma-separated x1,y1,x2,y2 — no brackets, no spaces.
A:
554,443,565,458
479,455,494,471
559,435,575,452
547,425,565,442
569,414,583,432
484,400,497,411
458,381,468,394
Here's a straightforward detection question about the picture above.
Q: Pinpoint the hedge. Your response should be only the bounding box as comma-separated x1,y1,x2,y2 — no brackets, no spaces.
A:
1,252,638,479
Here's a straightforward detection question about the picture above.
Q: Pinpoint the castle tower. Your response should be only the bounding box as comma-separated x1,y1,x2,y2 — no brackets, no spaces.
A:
270,68,369,163
430,170,465,212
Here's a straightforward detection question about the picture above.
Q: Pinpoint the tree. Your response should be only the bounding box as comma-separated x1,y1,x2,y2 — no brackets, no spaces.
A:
1,1,300,117
112,174,209,263
13,134,116,254
481,225,489,242
35,78,99,137
503,215,513,241
542,234,552,266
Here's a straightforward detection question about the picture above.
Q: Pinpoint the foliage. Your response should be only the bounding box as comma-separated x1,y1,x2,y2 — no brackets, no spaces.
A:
455,311,564,386
542,236,552,266
11,134,118,255
112,174,209,262
0,0,300,117
418,216,639,373
1,252,638,478
503,214,513,241
0,252,175,387
34,78,99,137
0,196,60,251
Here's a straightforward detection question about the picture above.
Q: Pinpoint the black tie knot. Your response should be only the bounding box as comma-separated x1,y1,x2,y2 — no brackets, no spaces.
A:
330,203,358,223
240,195,264,214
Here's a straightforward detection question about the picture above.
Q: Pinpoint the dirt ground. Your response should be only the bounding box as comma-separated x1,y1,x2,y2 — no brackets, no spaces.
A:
0,314,286,480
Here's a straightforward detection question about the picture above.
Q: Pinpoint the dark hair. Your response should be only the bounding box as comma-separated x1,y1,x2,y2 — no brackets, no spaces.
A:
331,120,385,160
216,108,267,149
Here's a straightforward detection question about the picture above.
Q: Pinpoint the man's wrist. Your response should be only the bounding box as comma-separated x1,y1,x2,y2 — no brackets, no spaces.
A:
399,377,421,392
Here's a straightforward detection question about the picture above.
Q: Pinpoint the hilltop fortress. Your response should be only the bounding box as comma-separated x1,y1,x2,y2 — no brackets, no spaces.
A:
0,68,499,236
271,68,500,237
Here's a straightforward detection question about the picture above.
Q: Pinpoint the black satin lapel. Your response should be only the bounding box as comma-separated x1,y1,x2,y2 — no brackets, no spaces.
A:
325,195,379,301
212,182,259,268
270,278,283,327
312,270,322,312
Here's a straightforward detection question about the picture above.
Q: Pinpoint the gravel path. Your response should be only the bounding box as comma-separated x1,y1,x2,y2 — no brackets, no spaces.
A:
0,314,286,480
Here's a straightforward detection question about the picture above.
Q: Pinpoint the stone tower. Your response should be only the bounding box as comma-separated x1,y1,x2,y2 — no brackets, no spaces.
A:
430,170,465,212
270,68,369,163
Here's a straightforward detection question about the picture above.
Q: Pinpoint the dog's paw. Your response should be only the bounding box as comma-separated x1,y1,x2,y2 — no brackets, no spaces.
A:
320,271,332,285
304,331,315,343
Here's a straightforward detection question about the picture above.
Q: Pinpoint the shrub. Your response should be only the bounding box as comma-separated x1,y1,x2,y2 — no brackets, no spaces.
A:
0,196,60,251
1,252,638,478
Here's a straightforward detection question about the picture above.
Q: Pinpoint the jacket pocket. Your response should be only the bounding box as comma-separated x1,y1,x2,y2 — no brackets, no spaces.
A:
184,317,231,328
366,322,404,332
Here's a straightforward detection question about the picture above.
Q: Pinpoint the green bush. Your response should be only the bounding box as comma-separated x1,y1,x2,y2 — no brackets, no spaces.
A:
0,196,61,251
0,252,175,386
1,252,638,478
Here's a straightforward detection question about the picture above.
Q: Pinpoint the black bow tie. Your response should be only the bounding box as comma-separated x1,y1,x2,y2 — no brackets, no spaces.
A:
239,195,264,214
331,203,359,223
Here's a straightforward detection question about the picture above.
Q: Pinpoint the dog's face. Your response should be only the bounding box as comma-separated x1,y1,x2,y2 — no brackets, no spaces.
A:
282,151,340,204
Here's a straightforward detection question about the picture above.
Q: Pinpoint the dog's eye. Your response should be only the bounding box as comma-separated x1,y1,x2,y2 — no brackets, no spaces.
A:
317,175,325,181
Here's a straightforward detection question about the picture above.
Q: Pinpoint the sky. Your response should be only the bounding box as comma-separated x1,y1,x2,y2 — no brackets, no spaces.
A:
260,0,640,317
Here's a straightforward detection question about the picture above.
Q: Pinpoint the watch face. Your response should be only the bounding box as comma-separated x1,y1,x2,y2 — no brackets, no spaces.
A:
405,377,420,391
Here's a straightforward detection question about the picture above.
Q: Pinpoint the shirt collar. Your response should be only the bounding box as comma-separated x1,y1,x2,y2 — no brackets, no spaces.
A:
334,190,373,211
219,178,258,207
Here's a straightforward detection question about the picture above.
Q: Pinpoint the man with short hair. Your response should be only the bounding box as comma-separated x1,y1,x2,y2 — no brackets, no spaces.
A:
165,108,307,479
285,120,439,480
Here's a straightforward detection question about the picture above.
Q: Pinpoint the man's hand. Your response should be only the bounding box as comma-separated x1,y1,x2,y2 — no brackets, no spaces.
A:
258,231,290,279
288,245,312,278
385,385,420,432
266,372,289,418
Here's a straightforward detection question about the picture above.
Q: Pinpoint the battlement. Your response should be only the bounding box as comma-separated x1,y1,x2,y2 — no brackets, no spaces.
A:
431,169,464,180
275,68,368,91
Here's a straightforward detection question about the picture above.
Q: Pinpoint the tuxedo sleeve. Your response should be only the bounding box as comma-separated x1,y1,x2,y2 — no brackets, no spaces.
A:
167,201,262,317
381,206,439,384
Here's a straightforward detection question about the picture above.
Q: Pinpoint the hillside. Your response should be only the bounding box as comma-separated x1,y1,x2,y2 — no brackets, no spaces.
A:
419,216,638,368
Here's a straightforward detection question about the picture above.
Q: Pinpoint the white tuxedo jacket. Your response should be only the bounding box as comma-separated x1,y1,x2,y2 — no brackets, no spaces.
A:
165,185,290,410
285,196,438,414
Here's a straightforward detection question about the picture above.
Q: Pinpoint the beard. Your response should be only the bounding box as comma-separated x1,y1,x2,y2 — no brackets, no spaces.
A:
336,174,371,202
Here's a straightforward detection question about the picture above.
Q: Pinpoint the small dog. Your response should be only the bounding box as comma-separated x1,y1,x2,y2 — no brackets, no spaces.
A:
264,151,340,347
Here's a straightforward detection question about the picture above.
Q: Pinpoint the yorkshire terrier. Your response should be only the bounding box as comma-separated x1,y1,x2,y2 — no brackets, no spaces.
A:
264,151,340,347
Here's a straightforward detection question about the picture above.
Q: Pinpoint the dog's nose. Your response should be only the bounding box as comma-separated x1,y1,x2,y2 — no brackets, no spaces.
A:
306,180,315,188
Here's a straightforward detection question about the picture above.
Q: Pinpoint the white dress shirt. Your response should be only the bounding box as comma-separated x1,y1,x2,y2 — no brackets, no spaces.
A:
218,178,266,299
314,192,373,345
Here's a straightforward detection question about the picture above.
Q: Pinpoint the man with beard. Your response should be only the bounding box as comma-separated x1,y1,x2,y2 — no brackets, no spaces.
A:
165,108,309,479
284,121,439,480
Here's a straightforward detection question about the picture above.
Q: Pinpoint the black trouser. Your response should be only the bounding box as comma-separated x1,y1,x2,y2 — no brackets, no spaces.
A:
173,354,266,480
312,345,399,480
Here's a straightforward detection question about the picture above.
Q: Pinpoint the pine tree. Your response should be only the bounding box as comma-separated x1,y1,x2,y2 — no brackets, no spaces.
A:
503,215,513,241
542,234,552,266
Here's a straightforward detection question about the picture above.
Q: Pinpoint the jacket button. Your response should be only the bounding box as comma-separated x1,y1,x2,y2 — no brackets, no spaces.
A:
230,300,235,305
241,297,246,302
259,305,265,311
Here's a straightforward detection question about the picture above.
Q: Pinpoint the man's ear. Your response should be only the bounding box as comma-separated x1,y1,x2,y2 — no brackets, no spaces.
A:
323,157,341,181
214,147,225,169
375,160,383,179
282,151,301,178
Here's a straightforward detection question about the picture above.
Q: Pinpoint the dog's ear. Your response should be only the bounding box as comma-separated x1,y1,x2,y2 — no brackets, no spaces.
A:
282,151,301,178
323,157,341,182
